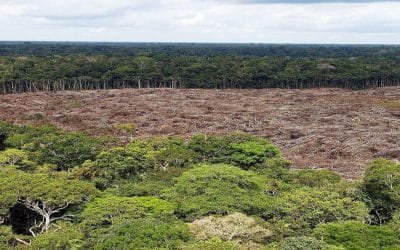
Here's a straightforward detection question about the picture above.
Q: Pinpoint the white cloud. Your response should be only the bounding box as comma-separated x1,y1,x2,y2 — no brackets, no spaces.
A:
0,0,399,43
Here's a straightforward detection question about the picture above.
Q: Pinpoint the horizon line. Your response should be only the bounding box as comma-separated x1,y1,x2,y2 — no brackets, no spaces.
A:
1,40,400,46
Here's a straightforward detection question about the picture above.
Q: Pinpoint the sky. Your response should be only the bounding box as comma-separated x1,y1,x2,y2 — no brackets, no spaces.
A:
0,0,400,44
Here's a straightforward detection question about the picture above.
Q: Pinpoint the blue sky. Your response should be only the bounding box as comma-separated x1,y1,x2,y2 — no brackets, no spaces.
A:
0,0,399,43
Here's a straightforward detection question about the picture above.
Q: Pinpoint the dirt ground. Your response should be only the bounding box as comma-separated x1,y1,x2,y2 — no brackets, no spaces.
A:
1,87,399,178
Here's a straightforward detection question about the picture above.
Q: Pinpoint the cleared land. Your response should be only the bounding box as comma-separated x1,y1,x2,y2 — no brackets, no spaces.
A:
1,87,399,178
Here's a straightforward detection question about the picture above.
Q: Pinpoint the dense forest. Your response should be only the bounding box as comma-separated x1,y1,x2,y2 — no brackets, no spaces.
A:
1,42,400,94
1,122,400,249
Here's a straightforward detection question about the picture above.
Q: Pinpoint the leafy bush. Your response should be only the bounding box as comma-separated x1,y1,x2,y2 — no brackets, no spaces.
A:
0,226,14,249
106,167,186,197
283,169,341,188
181,238,241,250
280,236,325,250
313,221,400,250
187,133,282,169
3,125,101,171
94,218,191,250
269,187,368,236
188,134,232,163
261,157,291,178
30,222,84,249
162,164,273,221
36,133,100,171
147,137,197,169
0,168,98,237
74,143,155,189
189,212,272,244
362,159,400,224
229,140,280,170
80,196,175,232
4,124,59,150
0,122,16,151
0,149,33,170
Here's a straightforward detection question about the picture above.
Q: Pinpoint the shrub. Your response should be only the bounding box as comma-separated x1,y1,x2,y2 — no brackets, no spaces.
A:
0,168,98,237
106,167,186,197
147,137,197,169
0,122,16,151
229,140,280,170
0,149,33,170
188,134,232,163
187,133,282,169
189,212,272,244
80,196,175,232
0,226,13,249
269,187,368,236
94,218,191,250
37,133,100,171
283,169,341,188
30,222,84,249
261,158,291,178
362,159,400,224
181,238,241,250
280,236,325,250
74,143,155,189
3,125,101,172
313,221,400,250
387,211,400,232
4,124,59,150
115,123,136,141
162,164,273,221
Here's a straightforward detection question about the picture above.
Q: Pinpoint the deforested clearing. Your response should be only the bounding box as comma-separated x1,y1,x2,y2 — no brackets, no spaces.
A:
1,87,399,178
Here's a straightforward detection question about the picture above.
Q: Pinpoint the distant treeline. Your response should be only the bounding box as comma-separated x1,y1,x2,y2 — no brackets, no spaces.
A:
1,42,400,94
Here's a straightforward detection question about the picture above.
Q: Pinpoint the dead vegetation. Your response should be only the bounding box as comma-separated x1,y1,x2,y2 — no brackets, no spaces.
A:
0,87,399,178
189,213,271,248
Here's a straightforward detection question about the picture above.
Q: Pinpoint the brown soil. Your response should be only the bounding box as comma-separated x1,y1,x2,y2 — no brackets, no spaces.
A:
1,87,399,178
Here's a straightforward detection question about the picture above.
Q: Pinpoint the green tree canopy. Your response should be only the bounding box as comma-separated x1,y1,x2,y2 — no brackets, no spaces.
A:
0,169,98,237
362,159,400,224
162,164,273,221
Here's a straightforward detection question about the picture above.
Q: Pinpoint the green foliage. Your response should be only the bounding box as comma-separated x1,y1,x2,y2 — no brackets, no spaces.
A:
106,167,186,197
148,137,197,169
0,122,16,151
115,123,136,140
387,210,400,232
74,134,285,190
283,169,341,188
162,164,273,221
0,123,398,249
2,44,400,93
0,168,98,232
80,196,175,232
0,149,33,170
36,132,100,171
74,143,154,189
313,221,400,250
230,141,280,170
4,124,59,149
0,226,13,249
269,187,368,236
94,218,191,250
280,236,325,250
181,238,241,250
188,134,282,170
3,125,101,171
362,159,400,224
30,222,84,249
0,169,98,209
